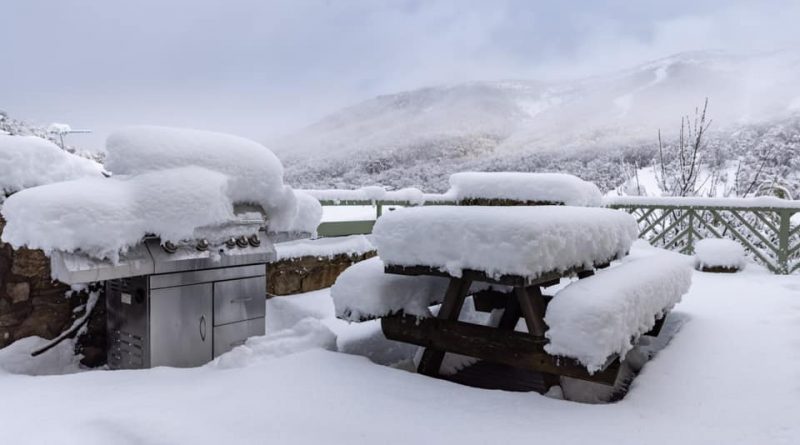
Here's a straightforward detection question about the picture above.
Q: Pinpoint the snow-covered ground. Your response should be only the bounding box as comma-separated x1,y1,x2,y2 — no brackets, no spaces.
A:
1,248,799,444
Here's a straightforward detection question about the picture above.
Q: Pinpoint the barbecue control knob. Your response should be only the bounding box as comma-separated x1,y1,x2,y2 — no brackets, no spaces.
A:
225,238,237,249
248,234,261,247
236,236,249,248
161,241,178,254
196,239,209,251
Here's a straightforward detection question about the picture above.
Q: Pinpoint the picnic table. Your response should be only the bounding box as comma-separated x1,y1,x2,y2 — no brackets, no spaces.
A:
332,204,692,393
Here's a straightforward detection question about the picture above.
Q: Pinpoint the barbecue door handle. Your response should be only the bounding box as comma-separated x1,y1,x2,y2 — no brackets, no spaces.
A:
230,296,254,304
199,315,207,341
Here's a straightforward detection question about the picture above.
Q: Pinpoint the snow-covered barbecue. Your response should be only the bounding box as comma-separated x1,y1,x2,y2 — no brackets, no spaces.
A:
0,126,322,369
332,174,692,390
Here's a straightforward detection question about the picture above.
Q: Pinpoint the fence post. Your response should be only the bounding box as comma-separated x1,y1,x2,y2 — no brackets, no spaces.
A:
687,209,695,254
778,209,791,274
376,203,383,218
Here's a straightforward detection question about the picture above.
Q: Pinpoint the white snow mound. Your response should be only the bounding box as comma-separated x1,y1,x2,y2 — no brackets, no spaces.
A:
545,253,692,373
0,135,105,196
372,206,638,279
105,126,297,227
276,234,374,261
694,238,746,270
331,257,450,321
448,172,602,206
268,190,322,235
1,166,235,261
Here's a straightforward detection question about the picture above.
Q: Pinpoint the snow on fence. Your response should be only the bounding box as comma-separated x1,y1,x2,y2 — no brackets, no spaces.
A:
315,193,800,275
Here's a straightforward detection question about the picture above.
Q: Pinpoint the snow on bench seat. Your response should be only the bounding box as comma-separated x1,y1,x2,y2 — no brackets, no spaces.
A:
544,254,692,373
448,172,602,206
331,257,450,322
372,206,638,280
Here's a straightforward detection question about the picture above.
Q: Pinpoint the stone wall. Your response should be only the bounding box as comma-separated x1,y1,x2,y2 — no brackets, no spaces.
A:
268,251,376,296
0,216,104,365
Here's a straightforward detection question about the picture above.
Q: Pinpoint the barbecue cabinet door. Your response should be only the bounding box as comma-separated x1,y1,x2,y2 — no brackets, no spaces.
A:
149,283,213,367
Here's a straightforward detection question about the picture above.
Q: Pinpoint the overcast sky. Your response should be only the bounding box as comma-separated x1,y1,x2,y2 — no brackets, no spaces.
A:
2,0,799,151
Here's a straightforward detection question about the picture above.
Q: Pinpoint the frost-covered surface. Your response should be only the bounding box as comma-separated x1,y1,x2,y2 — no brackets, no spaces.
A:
0,248,798,443
545,253,693,372
373,206,638,279
276,234,374,261
694,238,747,270
448,172,602,206
1,167,235,261
331,257,449,321
0,134,105,195
604,195,800,209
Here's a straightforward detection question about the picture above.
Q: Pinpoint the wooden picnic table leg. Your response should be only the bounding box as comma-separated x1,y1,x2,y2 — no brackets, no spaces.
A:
496,292,521,330
515,285,561,390
417,276,473,377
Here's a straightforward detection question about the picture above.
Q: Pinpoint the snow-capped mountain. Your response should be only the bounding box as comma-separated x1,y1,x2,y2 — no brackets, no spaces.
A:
276,50,800,191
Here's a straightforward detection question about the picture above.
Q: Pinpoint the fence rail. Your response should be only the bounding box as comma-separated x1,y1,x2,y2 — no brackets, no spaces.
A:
315,197,800,274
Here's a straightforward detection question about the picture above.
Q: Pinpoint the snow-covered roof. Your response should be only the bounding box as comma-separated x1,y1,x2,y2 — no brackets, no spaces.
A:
694,238,746,269
331,257,449,321
372,206,638,279
545,253,692,373
448,172,603,206
0,135,105,196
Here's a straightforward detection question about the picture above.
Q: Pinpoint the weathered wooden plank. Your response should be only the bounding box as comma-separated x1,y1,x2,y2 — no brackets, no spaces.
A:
514,286,547,336
417,276,473,376
382,314,620,385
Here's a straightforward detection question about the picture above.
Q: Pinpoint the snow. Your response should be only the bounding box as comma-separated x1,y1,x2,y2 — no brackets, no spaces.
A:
331,257,450,321
604,194,800,209
47,122,72,134
0,251,798,443
448,172,603,206
301,187,446,205
544,253,693,373
694,238,747,270
268,190,323,236
0,134,105,196
105,126,299,229
372,206,638,279
1,166,236,261
276,234,374,261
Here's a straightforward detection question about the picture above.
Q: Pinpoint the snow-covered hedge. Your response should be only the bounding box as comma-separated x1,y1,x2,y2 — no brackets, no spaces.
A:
694,238,746,271
448,172,602,206
372,206,638,279
545,253,692,373
0,135,105,197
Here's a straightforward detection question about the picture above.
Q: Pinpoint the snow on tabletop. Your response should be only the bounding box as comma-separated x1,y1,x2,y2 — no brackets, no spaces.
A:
276,234,374,261
0,134,105,196
105,126,298,228
372,206,638,279
694,238,746,270
544,253,692,373
331,256,449,321
0,166,236,261
448,172,602,206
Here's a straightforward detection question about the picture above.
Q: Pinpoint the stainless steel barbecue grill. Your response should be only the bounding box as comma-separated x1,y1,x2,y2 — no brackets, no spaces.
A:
51,204,305,369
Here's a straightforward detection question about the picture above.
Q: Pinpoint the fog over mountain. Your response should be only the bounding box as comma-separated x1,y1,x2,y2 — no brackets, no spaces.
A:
277,50,800,191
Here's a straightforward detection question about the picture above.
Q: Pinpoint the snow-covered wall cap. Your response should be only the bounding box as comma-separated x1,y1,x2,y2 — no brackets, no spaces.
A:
0,166,237,262
0,135,105,196
300,187,434,205
694,238,746,269
603,195,800,209
105,126,297,226
448,172,602,206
